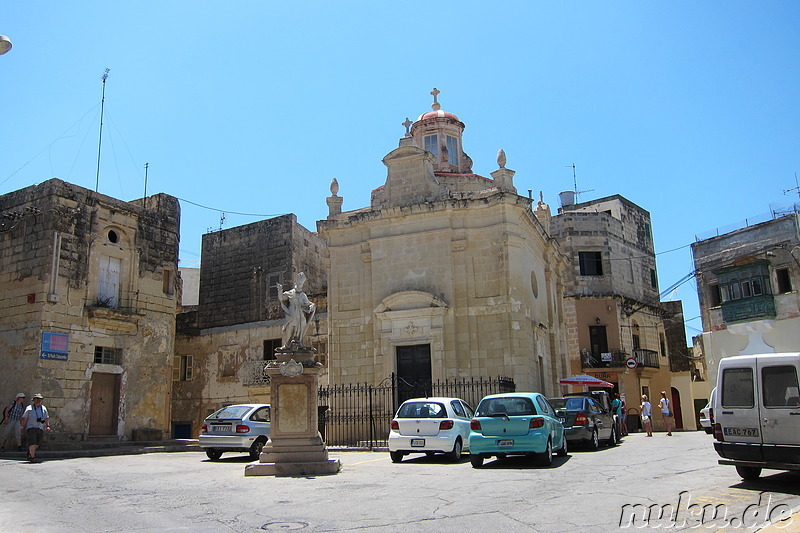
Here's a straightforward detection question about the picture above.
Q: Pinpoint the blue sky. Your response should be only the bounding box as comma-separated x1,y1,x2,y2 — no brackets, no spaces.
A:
2,2,799,341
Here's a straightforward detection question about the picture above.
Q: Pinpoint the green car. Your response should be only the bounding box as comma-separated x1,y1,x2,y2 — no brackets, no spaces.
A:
469,392,567,468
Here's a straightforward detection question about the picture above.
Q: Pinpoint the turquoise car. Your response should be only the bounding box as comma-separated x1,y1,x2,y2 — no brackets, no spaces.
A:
469,392,567,468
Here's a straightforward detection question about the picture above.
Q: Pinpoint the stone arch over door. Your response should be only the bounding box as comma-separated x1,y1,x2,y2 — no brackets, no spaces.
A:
374,291,448,381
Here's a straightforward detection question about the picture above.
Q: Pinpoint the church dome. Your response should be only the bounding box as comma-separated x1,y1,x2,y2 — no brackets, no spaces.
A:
413,88,461,124
416,109,460,122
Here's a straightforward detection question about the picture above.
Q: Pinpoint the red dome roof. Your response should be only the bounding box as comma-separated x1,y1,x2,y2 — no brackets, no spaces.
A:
416,109,460,122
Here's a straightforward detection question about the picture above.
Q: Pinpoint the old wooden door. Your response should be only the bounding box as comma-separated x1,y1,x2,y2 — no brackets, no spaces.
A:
89,373,120,436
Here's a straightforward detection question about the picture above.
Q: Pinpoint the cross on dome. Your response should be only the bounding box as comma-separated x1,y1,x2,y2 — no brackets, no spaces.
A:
430,87,441,110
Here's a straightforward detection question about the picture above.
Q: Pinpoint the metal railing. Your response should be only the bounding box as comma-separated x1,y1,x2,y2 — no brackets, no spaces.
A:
582,349,660,369
241,360,270,387
633,348,660,369
318,374,516,448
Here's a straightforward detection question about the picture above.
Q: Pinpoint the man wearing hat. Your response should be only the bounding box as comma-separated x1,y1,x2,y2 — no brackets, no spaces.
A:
1,393,27,452
20,394,51,463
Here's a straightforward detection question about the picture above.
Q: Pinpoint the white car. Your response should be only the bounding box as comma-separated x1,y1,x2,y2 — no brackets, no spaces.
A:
699,388,716,434
388,397,474,462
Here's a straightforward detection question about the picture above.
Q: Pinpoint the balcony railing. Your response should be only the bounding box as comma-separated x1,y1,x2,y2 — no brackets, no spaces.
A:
241,360,271,387
582,351,629,369
633,348,660,369
721,295,776,324
582,349,660,369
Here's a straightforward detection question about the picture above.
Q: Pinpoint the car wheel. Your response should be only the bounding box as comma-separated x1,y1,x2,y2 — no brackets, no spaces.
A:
249,439,266,460
736,465,762,481
556,436,568,457
588,429,599,451
607,426,617,447
446,439,463,462
537,439,553,467
205,449,223,461
470,453,484,468
390,451,404,463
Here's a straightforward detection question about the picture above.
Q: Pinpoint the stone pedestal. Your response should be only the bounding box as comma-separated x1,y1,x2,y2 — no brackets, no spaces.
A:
245,348,340,477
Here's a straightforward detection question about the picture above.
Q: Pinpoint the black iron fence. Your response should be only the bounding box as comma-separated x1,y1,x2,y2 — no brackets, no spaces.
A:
318,374,515,448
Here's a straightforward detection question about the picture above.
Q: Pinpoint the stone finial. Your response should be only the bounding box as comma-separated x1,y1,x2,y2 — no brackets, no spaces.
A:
327,178,343,218
431,87,441,111
497,149,507,169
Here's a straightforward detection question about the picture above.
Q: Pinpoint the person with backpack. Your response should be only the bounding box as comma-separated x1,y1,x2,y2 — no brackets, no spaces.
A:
1,393,27,452
20,393,51,463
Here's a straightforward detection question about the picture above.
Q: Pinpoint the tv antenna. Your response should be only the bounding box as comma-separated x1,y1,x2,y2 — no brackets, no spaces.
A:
565,163,594,202
783,172,800,202
95,68,110,192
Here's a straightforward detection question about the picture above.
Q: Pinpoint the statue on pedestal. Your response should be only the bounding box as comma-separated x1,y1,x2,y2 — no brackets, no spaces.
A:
276,272,316,351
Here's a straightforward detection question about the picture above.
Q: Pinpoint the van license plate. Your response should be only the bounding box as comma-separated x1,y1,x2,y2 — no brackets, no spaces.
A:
498,439,514,447
723,427,759,437
411,439,425,447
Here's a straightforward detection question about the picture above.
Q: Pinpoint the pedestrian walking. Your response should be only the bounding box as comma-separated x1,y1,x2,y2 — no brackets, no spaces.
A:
611,393,622,438
619,398,628,436
1,393,27,452
20,393,51,463
659,391,674,436
640,394,653,437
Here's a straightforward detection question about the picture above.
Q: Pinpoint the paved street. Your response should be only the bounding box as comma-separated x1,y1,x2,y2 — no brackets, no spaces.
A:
1,431,798,532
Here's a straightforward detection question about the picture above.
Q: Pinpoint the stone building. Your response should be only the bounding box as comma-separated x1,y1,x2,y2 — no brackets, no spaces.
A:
692,211,800,388
171,214,328,438
0,178,180,442
550,194,700,430
317,91,570,396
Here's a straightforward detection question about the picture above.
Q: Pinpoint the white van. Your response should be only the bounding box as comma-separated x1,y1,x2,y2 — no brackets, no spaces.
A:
713,353,800,480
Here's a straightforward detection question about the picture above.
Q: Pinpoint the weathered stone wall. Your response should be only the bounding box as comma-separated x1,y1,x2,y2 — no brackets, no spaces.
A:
198,214,326,329
552,195,658,303
0,179,179,441
172,304,329,437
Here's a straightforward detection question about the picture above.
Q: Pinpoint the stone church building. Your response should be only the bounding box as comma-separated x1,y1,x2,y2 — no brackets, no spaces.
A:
318,91,571,395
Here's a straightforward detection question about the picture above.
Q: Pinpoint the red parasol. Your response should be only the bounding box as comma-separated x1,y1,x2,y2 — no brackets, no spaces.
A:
558,374,615,388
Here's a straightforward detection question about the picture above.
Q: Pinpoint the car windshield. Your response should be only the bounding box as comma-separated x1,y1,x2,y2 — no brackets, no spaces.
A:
549,398,584,411
476,397,537,417
397,401,446,418
208,406,252,420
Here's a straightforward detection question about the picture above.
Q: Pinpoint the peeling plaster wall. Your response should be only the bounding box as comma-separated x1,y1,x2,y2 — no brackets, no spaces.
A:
0,179,179,441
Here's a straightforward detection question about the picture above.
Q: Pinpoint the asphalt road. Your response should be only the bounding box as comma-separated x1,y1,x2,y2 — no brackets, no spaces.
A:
1,431,798,532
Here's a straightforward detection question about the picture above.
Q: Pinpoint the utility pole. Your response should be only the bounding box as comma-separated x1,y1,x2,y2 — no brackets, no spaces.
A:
95,68,110,192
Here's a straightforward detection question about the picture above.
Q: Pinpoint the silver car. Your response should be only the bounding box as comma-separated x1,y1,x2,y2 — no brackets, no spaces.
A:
199,404,271,460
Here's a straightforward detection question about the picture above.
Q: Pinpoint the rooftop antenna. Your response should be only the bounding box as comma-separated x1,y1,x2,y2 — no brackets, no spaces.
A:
219,212,226,231
565,163,594,202
783,172,800,202
95,68,110,192
144,162,149,198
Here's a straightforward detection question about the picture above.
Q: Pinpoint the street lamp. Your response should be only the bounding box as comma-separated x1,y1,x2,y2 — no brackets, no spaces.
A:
0,35,12,55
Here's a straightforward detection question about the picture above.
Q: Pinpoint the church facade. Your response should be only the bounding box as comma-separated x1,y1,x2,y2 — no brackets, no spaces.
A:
318,91,570,395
